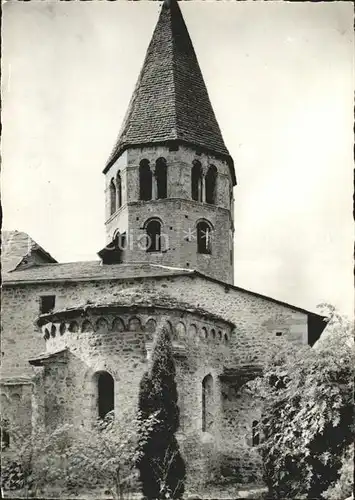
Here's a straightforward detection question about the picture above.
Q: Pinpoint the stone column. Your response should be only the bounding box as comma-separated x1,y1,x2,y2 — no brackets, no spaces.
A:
201,165,208,203
116,175,122,209
152,167,157,200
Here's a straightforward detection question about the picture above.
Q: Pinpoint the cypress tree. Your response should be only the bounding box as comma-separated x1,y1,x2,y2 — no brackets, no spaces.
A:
137,327,186,500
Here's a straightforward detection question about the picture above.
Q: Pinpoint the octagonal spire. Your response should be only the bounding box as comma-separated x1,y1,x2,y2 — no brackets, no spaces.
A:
105,0,235,184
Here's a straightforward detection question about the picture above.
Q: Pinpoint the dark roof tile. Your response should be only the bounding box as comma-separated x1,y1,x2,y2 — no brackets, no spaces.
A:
38,288,235,328
3,260,193,283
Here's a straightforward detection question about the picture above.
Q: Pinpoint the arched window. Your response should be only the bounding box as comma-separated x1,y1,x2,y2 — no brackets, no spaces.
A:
205,165,217,204
145,318,157,334
82,320,93,333
109,179,117,215
68,321,78,333
175,322,186,340
201,327,208,340
139,160,152,201
197,220,212,254
11,393,21,403
156,158,167,199
191,160,202,201
97,371,114,419
128,317,142,331
189,324,198,343
96,317,109,333
145,318,157,341
116,172,122,209
112,317,125,332
165,321,175,340
252,420,260,446
202,374,213,432
145,219,162,253
1,425,10,450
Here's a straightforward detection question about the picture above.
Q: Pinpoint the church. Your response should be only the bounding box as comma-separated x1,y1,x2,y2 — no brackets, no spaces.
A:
1,0,327,491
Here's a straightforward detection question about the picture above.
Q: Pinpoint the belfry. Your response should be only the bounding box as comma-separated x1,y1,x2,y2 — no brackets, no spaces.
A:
100,0,236,284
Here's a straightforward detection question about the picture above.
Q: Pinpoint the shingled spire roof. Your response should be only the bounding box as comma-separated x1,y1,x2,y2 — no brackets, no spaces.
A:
105,0,236,184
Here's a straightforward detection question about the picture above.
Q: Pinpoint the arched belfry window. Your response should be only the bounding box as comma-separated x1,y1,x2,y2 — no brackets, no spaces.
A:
109,179,117,216
202,374,213,432
97,371,114,419
205,165,217,205
191,160,202,202
145,219,162,253
197,220,212,255
116,171,122,209
156,158,167,199
139,160,152,201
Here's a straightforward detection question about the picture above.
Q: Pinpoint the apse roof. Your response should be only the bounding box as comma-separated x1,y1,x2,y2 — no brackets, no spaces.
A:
37,288,235,328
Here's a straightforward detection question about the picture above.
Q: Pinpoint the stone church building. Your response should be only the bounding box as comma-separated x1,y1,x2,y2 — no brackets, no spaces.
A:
1,0,326,490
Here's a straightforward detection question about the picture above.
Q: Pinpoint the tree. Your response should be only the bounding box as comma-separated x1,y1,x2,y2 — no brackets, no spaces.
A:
137,326,186,500
253,305,354,499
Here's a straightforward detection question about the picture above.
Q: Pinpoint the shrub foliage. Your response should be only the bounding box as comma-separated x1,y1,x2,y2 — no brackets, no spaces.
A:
256,305,354,499
1,410,158,499
137,326,186,499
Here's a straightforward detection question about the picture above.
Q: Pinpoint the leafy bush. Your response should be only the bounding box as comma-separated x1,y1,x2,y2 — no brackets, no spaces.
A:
1,460,27,491
63,409,159,499
323,445,354,500
1,410,159,499
254,306,355,499
1,417,72,496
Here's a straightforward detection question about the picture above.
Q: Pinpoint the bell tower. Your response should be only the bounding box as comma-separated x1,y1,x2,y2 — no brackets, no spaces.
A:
99,0,236,285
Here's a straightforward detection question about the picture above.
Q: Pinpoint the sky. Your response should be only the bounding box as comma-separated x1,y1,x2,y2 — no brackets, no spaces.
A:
2,0,354,316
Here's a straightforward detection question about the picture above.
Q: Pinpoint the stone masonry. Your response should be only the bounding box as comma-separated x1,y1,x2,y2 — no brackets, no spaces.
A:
1,268,325,486
1,0,327,493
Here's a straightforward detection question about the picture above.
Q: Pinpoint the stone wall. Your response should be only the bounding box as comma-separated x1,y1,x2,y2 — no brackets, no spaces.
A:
34,304,234,487
1,273,308,379
0,381,33,460
220,383,263,484
0,382,32,432
124,198,233,284
104,144,234,284
1,271,311,486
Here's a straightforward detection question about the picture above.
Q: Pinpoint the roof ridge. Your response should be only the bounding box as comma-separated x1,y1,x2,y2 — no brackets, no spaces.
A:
2,230,57,273
171,6,179,139
170,1,226,147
